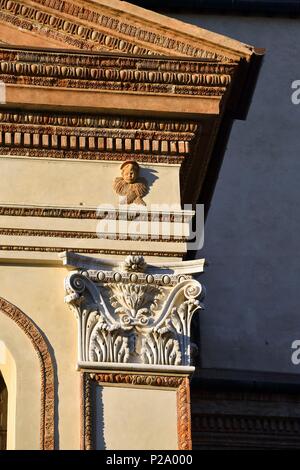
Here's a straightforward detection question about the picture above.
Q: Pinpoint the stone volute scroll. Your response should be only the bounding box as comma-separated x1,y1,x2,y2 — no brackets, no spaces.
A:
64,252,205,372
113,161,148,206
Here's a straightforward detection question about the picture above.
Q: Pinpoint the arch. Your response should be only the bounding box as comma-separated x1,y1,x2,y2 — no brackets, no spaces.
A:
0,297,55,450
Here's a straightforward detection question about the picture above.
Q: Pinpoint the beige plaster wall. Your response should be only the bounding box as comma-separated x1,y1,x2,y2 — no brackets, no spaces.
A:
0,156,181,207
95,384,178,450
0,264,80,449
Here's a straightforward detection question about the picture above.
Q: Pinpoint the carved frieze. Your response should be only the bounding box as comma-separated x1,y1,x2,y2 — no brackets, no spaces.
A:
0,109,196,161
0,110,198,132
0,47,235,98
65,255,204,369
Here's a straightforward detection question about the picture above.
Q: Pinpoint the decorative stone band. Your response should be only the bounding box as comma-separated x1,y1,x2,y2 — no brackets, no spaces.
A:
0,227,189,243
78,270,193,287
0,109,196,162
0,148,185,164
0,245,184,257
91,371,185,388
64,254,204,370
0,204,193,222
0,110,198,133
0,46,236,97
81,372,192,450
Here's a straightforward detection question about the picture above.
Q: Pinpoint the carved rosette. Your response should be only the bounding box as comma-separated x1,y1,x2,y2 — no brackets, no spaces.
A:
65,256,204,369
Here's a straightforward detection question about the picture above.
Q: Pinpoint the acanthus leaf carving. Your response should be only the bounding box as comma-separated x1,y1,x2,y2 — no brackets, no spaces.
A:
108,282,164,329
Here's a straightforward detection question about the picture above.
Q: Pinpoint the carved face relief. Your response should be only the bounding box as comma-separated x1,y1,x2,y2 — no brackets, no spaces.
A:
122,163,138,184
113,161,148,206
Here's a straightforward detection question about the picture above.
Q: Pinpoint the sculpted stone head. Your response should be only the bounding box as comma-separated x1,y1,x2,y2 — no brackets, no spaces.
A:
120,161,140,184
113,160,148,206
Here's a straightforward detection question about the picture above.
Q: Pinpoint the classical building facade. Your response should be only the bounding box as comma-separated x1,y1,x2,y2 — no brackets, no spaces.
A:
0,0,263,449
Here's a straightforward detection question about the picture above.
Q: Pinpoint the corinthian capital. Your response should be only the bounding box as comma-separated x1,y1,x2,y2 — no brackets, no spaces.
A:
64,253,204,372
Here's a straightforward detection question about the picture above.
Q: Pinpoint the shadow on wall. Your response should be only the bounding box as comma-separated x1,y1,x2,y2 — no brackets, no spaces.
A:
92,382,106,450
140,167,159,193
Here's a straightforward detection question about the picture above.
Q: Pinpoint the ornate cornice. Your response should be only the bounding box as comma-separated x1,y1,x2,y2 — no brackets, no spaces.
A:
0,46,235,98
0,296,55,450
0,0,254,61
0,109,196,161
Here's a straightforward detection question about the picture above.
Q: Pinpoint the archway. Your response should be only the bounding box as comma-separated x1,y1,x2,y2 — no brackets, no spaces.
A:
0,297,55,449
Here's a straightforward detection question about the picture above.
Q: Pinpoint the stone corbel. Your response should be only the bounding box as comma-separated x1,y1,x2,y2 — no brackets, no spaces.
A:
64,253,204,373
